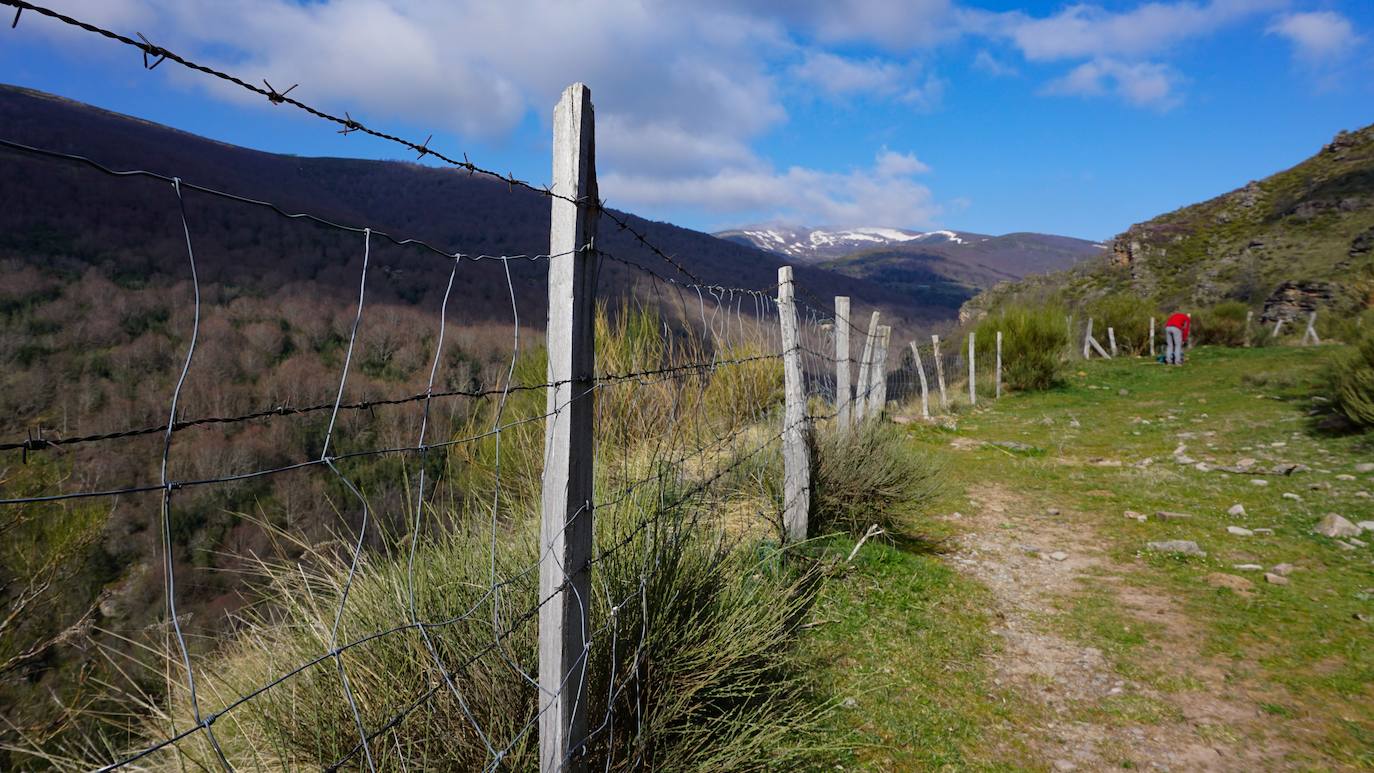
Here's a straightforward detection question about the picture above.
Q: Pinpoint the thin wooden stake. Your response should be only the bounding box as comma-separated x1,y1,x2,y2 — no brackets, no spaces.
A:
1083,318,1094,359
1244,311,1253,348
835,296,851,430
778,266,810,542
910,341,930,419
1108,327,1118,357
540,82,597,773
869,325,891,416
854,311,880,422
995,330,1003,399
932,334,948,411
1149,316,1156,358
968,332,977,406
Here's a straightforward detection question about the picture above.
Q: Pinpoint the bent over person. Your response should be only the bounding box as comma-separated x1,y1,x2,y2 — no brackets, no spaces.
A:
1164,312,1191,365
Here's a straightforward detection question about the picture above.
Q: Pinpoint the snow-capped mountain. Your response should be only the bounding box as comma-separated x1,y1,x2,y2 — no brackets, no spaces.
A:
715,225,984,262
713,224,1105,317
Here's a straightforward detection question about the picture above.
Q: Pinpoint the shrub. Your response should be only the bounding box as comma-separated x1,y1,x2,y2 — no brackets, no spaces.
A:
1319,331,1374,431
810,420,942,537
102,476,828,770
1084,293,1154,355
1317,307,1374,344
1194,301,1251,347
974,304,1069,392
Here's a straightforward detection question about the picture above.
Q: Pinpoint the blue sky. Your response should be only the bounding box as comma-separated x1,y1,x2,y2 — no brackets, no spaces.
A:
2,0,1371,241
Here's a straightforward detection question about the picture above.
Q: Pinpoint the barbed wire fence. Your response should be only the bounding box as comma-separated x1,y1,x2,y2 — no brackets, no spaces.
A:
0,4,1036,770
0,21,838,773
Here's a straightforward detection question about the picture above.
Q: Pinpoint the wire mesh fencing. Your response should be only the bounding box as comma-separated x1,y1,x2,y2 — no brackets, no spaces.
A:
0,83,851,773
0,4,1037,769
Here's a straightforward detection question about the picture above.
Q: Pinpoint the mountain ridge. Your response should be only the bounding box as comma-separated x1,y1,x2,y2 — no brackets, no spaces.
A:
0,83,934,328
719,223,1103,318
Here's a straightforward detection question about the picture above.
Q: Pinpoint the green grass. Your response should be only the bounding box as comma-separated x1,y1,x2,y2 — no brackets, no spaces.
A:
802,535,1030,770
812,344,1374,768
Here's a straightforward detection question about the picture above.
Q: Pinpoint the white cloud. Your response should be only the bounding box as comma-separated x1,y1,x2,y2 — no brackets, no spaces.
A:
1043,59,1182,110
1267,11,1360,62
708,0,963,51
874,148,931,177
603,149,940,229
972,50,1018,77
997,0,1285,62
791,52,943,108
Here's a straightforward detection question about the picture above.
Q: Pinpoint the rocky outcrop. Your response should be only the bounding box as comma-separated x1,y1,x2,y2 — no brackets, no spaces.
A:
1260,281,1333,323
1352,227,1374,257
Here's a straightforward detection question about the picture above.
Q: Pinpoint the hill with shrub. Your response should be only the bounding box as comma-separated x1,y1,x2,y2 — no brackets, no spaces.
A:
964,122,1374,342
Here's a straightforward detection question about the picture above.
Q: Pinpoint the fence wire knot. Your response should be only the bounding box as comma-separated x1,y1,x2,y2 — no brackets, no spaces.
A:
134,32,165,69
338,111,361,135
263,79,297,105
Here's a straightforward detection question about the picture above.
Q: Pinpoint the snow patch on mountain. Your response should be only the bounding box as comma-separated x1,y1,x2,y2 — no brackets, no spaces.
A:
717,225,981,261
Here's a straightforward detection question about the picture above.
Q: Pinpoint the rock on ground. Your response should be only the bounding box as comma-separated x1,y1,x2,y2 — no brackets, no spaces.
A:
1314,513,1362,539
1146,540,1206,557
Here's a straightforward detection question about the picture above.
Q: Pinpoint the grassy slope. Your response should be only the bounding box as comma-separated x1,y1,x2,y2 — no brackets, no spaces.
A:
969,124,1374,315
809,345,1373,768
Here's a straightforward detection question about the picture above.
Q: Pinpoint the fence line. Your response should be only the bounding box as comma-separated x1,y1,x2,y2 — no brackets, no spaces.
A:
0,70,871,769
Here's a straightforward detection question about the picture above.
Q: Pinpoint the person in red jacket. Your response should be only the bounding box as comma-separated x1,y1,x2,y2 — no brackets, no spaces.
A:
1164,312,1191,365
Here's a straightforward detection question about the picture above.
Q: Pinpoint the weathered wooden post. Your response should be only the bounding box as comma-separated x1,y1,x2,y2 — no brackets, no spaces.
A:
1149,317,1156,358
995,330,1003,399
932,334,948,410
1244,311,1254,347
1303,311,1320,346
910,341,930,419
1083,318,1094,359
869,325,890,416
778,267,810,542
834,296,851,430
854,311,879,422
1272,317,1284,338
540,82,598,773
1108,327,1118,357
968,332,977,406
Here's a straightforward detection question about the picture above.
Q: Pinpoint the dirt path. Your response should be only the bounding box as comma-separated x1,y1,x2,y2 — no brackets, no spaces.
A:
948,482,1290,771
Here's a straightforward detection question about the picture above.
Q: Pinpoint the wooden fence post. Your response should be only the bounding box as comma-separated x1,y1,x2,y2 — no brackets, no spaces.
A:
854,311,879,422
1244,311,1253,347
869,325,890,416
1149,317,1156,358
778,267,810,542
834,296,851,430
540,82,598,773
910,341,930,419
1303,311,1320,346
1273,317,1284,338
932,334,948,410
968,332,977,406
995,330,1003,399
1108,327,1118,357
1083,318,1094,359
